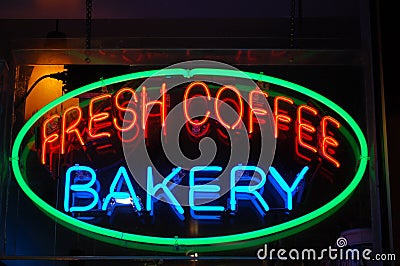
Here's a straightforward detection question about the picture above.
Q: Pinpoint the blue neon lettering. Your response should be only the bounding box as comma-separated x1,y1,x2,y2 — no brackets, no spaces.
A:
230,165,269,215
146,167,184,215
268,166,309,210
64,164,310,218
189,166,224,220
102,166,142,211
64,165,99,212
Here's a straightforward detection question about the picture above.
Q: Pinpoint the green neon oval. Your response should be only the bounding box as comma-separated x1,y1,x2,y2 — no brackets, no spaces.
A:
11,68,368,252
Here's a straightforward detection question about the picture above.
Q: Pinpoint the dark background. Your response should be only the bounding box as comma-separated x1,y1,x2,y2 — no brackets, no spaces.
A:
379,0,398,256
0,0,397,264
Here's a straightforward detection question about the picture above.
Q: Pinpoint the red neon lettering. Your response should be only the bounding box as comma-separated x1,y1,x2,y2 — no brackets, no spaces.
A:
216,127,230,146
295,139,312,162
88,94,112,139
41,114,60,164
296,105,318,153
321,116,341,168
215,85,244,129
113,87,138,132
118,124,140,143
274,96,294,138
248,89,269,133
183,81,211,126
141,83,166,134
61,106,85,154
214,90,244,143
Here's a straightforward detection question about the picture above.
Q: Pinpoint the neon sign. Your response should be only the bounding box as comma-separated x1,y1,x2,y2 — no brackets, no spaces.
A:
64,164,309,219
40,81,341,168
11,68,368,253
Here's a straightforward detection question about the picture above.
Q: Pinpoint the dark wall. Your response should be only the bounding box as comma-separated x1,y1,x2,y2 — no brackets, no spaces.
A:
380,0,399,255
0,17,361,59
0,0,360,19
0,61,12,258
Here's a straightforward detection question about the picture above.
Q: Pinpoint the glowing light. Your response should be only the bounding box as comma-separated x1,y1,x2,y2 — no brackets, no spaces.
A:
102,166,142,211
274,96,294,138
215,85,244,129
184,81,211,126
113,87,138,132
115,197,133,205
146,167,184,215
321,116,341,168
268,166,309,210
61,106,85,154
141,83,167,134
64,165,99,212
41,114,60,164
295,138,312,162
11,68,368,252
88,94,112,139
230,165,269,215
189,166,224,220
25,65,65,121
296,105,318,153
248,89,269,133
117,124,140,143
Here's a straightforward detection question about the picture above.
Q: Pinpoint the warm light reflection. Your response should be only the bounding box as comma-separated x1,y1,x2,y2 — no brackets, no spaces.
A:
25,65,64,120
35,0,82,18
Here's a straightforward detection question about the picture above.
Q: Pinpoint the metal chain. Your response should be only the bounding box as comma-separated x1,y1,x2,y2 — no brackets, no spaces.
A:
289,0,296,49
86,0,92,50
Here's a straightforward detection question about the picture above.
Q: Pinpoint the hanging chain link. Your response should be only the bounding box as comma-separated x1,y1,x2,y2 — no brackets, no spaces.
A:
86,0,92,50
289,0,296,49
